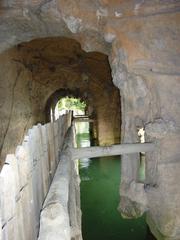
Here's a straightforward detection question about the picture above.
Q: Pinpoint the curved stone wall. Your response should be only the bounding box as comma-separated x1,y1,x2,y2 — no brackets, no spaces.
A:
0,37,121,165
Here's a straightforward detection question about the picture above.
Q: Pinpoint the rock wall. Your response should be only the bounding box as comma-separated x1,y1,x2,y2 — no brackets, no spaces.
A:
0,48,45,167
0,38,121,164
109,13,180,238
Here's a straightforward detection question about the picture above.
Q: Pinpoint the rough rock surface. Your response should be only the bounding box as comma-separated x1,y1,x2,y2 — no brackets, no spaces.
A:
0,1,180,239
0,37,121,165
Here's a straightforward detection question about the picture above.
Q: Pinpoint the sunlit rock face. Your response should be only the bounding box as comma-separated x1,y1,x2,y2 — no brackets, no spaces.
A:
0,1,180,239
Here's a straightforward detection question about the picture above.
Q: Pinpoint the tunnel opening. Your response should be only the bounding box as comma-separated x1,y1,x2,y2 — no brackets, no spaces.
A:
0,35,156,240
45,89,97,146
0,36,121,164
55,97,86,118
48,95,93,147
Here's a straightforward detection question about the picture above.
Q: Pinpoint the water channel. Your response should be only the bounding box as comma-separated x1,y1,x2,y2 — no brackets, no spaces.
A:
76,122,154,240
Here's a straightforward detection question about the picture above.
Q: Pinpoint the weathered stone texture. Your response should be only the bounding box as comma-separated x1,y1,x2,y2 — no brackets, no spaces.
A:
0,38,120,164
0,0,180,239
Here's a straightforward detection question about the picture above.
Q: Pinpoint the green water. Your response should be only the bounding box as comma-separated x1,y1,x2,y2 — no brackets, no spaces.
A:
77,132,151,240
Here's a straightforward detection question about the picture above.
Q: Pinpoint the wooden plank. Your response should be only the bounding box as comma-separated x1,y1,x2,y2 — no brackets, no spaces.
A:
73,115,89,118
20,184,35,240
74,118,94,122
6,217,19,240
40,125,51,195
53,121,59,164
16,141,41,240
32,127,43,224
37,124,47,200
0,156,16,226
28,126,43,235
15,146,29,190
57,117,63,151
15,193,26,240
46,123,56,178
0,155,17,240
5,154,23,240
5,154,20,207
72,143,155,159
22,135,37,240
35,126,44,207
1,225,8,240
15,143,38,239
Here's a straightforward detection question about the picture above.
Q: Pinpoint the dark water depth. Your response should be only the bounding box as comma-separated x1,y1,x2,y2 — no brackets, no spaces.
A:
77,132,154,240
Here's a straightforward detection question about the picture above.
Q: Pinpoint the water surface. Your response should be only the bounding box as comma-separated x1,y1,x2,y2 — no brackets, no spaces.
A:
77,132,151,240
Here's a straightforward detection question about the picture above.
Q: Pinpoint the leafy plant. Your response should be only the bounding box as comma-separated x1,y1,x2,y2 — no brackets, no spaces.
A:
58,97,86,111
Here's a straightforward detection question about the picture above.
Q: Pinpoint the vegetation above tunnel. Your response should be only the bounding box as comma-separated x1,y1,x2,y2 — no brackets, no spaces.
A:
58,97,86,114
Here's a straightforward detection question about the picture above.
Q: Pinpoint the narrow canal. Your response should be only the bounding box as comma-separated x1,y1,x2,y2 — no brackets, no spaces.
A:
76,122,153,240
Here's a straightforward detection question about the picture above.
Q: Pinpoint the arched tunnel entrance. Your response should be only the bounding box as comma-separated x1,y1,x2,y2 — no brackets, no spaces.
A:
0,36,121,164
0,36,155,240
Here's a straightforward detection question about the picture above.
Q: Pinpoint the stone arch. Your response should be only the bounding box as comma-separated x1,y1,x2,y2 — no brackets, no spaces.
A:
44,88,91,122
0,36,121,164
0,1,111,55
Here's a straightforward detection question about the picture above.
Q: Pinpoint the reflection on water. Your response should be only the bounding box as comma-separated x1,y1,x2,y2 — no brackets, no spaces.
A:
80,139,90,147
77,131,155,240
78,133,91,169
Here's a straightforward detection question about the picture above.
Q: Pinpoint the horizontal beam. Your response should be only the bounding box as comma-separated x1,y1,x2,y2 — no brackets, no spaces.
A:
72,143,155,159
74,118,94,122
74,115,90,118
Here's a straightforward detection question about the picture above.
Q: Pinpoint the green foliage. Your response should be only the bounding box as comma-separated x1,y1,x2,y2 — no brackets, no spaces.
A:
58,97,86,111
